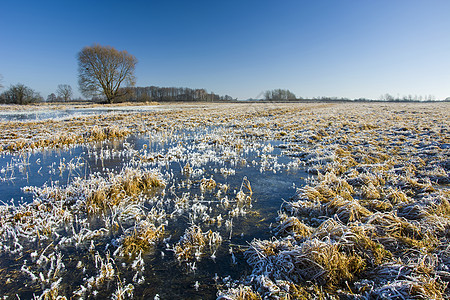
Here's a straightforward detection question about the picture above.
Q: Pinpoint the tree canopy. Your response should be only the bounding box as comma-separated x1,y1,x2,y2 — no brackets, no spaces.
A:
77,44,137,104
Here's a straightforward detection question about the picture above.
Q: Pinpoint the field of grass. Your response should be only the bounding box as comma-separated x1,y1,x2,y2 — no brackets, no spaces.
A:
0,102,448,299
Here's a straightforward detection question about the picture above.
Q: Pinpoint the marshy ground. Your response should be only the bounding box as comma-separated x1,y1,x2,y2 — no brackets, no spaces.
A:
0,102,448,299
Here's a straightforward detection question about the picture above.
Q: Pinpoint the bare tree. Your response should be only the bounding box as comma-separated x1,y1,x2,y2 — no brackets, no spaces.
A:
0,74,4,90
380,93,394,101
56,84,73,102
77,44,137,104
0,83,42,105
47,93,57,102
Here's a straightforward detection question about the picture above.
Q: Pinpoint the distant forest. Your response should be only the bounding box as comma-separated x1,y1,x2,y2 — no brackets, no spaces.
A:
119,87,300,102
118,87,448,103
120,86,235,102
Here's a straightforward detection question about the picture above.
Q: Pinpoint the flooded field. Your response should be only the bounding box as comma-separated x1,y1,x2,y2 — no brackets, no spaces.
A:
0,102,448,299
0,103,187,121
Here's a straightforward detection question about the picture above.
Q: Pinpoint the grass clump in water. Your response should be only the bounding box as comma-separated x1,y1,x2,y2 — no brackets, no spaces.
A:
217,285,261,300
117,222,165,258
245,237,365,288
174,225,222,262
85,168,165,213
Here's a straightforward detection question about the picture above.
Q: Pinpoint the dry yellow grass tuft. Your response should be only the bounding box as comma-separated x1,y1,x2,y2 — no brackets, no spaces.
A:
303,240,366,287
386,187,410,205
200,176,217,191
120,223,165,258
85,168,165,213
174,225,222,261
326,197,372,223
275,215,313,238
217,285,261,300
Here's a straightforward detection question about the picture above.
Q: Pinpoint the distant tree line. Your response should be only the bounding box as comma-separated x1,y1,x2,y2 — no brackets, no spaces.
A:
119,86,235,102
258,92,444,102
285,96,444,102
2,57,449,104
264,89,296,101
378,93,438,102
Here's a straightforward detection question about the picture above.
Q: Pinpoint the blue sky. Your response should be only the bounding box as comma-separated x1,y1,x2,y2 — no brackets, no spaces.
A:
1,0,449,100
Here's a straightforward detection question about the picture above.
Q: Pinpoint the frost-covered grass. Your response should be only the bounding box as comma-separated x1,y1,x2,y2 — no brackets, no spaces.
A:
0,102,448,299
216,102,449,299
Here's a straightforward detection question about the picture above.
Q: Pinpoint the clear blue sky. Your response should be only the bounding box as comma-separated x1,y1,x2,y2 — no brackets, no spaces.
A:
1,0,449,100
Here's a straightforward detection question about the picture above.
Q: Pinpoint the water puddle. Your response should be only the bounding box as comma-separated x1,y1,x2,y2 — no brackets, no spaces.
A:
0,127,308,299
0,106,171,121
